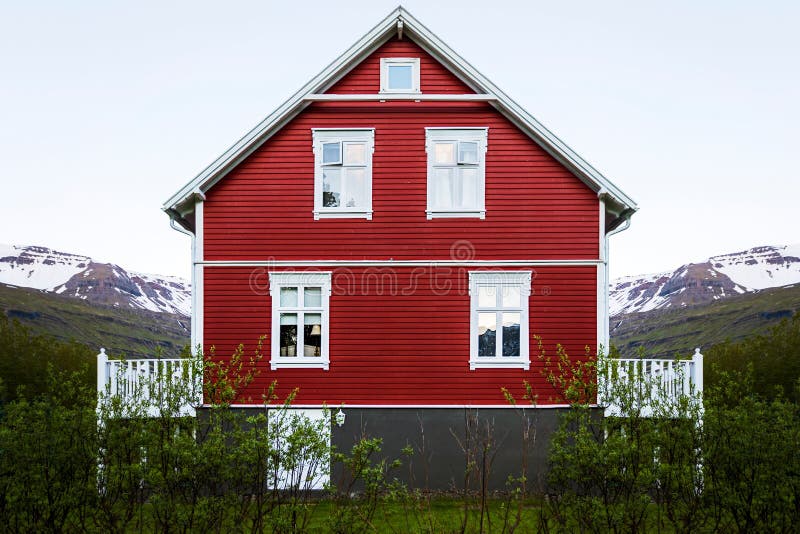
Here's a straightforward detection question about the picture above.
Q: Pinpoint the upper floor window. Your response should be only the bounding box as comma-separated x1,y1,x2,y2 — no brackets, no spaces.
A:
269,272,332,370
425,128,488,219
312,129,375,220
468,271,531,370
380,58,420,93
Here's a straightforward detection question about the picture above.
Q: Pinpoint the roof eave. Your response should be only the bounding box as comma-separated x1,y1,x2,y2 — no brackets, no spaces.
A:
162,8,405,215
397,10,637,212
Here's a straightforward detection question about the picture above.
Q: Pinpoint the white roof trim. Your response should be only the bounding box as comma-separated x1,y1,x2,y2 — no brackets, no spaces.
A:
164,6,637,221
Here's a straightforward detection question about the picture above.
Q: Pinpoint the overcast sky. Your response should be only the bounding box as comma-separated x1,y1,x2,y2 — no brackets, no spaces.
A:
1,1,797,280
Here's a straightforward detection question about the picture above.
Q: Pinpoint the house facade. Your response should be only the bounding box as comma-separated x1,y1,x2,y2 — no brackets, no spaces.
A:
164,8,636,489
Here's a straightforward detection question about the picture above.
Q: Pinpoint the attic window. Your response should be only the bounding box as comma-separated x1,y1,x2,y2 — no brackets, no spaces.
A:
380,58,420,93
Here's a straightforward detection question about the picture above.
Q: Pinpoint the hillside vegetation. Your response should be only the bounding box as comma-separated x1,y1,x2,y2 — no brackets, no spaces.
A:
611,283,800,357
0,315,95,402
705,312,800,402
0,283,189,359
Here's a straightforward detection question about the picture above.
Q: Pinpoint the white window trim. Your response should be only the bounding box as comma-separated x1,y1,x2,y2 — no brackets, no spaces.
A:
425,127,488,219
379,57,421,94
270,272,332,370
468,271,532,370
312,129,375,220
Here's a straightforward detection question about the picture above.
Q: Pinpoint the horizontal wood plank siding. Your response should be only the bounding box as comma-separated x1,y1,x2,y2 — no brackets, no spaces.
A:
203,100,598,259
200,36,602,406
204,266,596,405
325,38,474,94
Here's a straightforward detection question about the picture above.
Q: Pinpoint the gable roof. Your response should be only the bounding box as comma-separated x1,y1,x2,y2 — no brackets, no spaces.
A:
164,6,637,230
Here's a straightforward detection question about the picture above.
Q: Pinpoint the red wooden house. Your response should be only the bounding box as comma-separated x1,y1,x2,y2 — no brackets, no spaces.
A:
163,7,636,489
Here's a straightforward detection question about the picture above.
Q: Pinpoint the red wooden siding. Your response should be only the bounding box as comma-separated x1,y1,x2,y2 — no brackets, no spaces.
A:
203,37,598,261
200,35,602,406
203,266,596,405
325,38,474,94
203,99,599,260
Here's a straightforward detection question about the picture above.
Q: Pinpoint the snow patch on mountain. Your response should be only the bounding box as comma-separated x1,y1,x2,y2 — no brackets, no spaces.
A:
0,244,191,316
610,244,800,317
711,245,800,291
0,244,90,290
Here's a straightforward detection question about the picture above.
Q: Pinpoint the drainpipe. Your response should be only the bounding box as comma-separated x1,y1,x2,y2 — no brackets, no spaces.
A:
169,217,197,352
600,195,634,353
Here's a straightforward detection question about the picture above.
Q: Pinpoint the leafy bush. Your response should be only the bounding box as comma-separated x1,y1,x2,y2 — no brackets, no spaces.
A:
706,313,800,402
0,315,94,402
0,366,97,533
702,368,800,533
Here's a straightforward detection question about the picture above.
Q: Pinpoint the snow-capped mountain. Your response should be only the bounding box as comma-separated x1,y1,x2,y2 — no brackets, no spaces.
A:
610,244,800,317
0,244,190,316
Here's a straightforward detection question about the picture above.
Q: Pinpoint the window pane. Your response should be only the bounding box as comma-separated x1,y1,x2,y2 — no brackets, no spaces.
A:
459,141,478,164
434,142,456,164
280,287,298,307
502,312,521,357
343,168,366,207
459,168,478,209
303,313,322,357
343,142,366,165
322,142,341,164
304,287,322,307
279,313,297,325
279,314,297,357
387,64,412,89
478,285,496,308
434,168,454,209
322,168,341,207
478,312,497,357
502,285,521,308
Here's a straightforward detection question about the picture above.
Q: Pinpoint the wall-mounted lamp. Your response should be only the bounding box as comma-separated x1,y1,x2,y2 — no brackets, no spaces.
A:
334,408,346,427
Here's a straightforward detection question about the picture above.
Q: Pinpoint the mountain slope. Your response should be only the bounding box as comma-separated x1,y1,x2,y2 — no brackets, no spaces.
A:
610,283,800,358
0,283,189,358
0,244,190,316
609,244,800,357
610,244,800,317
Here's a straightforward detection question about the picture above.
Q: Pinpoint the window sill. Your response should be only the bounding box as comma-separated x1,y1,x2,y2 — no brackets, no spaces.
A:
271,359,330,371
469,359,529,371
378,89,422,95
427,210,486,220
314,210,373,220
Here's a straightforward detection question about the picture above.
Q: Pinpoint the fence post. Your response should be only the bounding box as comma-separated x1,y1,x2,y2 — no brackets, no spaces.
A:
692,348,704,395
96,348,108,396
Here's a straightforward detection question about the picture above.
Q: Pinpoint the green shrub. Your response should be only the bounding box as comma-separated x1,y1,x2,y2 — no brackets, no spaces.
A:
706,313,800,402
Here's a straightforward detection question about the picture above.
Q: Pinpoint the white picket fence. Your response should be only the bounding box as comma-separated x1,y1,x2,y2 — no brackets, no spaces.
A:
96,347,704,420
96,348,199,417
601,349,704,417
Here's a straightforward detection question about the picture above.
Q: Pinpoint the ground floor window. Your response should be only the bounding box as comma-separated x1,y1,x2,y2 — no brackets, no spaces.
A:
468,271,532,370
269,272,332,370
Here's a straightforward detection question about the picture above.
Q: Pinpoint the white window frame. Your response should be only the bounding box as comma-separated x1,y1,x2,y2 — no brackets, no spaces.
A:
312,129,375,220
270,272,332,370
469,271,532,370
380,57,421,94
425,127,488,219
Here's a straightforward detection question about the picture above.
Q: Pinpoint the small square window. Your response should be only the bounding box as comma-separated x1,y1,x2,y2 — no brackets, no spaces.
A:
380,58,420,93
388,64,412,89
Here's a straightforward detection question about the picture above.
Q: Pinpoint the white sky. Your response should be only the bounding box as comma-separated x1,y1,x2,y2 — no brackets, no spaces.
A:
1,1,798,280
